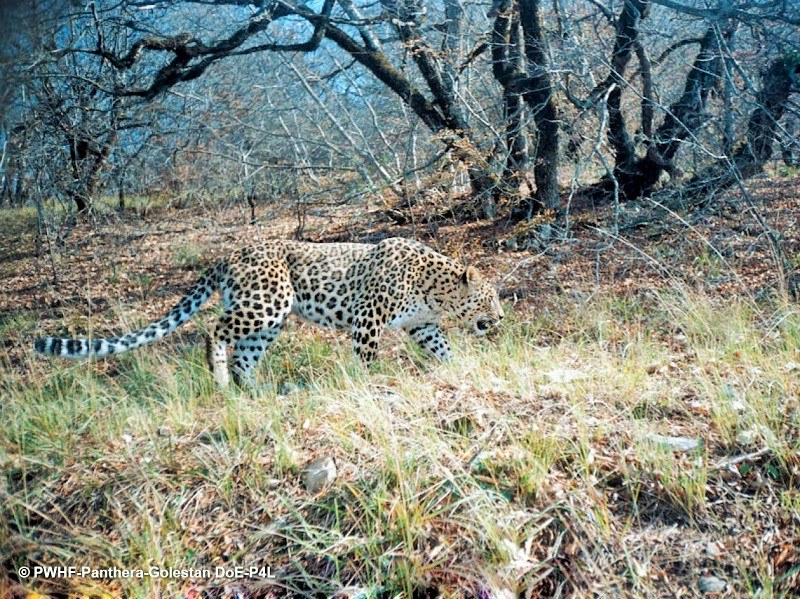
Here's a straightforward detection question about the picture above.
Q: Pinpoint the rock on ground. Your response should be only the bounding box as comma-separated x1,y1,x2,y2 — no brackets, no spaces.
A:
302,456,337,493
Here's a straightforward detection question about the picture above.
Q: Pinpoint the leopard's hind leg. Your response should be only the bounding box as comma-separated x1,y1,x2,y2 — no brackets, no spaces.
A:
231,326,283,387
208,310,289,389
208,286,294,388
207,316,233,388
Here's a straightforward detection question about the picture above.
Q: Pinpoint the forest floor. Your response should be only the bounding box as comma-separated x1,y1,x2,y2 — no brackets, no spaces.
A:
1,173,800,598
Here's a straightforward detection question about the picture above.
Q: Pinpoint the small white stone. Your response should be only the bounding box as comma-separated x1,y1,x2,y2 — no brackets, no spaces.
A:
329,587,373,599
642,434,702,452
728,399,747,412
698,575,726,593
706,540,725,558
737,428,757,446
280,381,302,395
302,456,337,493
543,369,586,383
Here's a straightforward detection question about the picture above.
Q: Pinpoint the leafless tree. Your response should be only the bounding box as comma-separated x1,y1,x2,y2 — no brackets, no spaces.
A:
1,0,798,227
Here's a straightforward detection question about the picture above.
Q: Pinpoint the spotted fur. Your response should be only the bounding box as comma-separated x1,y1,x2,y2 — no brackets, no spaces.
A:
35,238,504,387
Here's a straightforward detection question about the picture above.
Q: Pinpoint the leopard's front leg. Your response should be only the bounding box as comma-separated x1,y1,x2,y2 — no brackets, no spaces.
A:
406,324,451,361
351,298,389,364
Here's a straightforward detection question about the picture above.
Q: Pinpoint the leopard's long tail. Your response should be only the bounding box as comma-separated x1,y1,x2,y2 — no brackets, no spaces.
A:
34,264,222,359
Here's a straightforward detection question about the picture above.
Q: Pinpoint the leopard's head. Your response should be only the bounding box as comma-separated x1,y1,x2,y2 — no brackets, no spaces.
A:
458,266,504,336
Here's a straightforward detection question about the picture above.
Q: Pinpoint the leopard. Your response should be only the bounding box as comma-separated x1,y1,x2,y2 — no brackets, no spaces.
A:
34,237,504,387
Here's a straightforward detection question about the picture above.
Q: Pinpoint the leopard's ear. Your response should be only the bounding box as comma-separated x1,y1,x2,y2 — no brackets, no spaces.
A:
461,265,481,286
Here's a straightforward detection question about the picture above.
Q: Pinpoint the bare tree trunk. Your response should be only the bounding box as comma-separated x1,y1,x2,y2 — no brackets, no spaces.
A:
502,92,529,186
601,23,733,199
68,130,117,215
601,0,650,174
650,25,734,164
518,0,560,217
688,56,799,194
69,138,91,214
782,117,800,167
493,5,528,191
722,37,736,157
380,0,503,217
118,174,125,211
492,0,560,220
736,57,797,172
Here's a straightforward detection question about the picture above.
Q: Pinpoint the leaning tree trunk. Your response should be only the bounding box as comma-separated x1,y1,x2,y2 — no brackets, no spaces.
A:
735,57,798,175
602,0,650,187
491,0,561,220
608,25,733,199
688,56,799,194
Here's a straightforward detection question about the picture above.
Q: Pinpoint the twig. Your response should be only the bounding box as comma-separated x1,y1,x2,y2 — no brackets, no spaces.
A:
711,447,770,471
